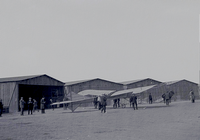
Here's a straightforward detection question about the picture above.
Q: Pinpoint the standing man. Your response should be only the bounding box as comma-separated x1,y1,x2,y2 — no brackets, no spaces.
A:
101,94,107,113
0,99,3,117
149,93,153,104
33,99,38,112
93,97,98,109
19,97,25,115
63,96,69,110
50,99,54,110
113,99,117,108
130,96,133,107
132,94,138,110
97,96,102,110
40,97,46,114
117,98,120,108
162,93,166,103
27,97,33,115
165,91,170,105
189,90,195,103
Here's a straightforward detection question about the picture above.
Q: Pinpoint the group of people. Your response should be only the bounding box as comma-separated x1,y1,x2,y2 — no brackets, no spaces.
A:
19,97,46,115
113,98,120,108
162,91,175,105
130,94,138,110
93,94,108,113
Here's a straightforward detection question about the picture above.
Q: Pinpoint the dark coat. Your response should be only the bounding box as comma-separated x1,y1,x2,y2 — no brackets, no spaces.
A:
0,102,3,110
130,96,133,103
132,96,137,103
28,101,33,109
149,95,152,100
101,97,107,106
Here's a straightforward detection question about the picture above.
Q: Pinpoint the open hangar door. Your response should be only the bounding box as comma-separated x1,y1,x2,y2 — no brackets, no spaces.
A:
18,84,64,111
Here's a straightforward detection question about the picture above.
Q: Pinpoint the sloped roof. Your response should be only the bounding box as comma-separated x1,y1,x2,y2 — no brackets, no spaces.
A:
65,78,123,86
163,80,181,86
120,79,145,85
0,74,65,85
0,75,43,83
65,79,95,86
120,78,161,85
162,79,198,86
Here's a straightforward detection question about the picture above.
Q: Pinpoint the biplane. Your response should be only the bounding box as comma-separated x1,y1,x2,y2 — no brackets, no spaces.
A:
51,85,156,112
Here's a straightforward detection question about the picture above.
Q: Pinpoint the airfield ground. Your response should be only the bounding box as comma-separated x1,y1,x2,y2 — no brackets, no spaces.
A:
0,100,200,140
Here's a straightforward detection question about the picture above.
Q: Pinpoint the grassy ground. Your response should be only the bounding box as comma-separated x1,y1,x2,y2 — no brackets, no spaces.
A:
0,100,200,140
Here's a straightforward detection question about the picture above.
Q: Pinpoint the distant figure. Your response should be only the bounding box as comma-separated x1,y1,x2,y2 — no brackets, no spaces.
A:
97,96,102,110
132,94,138,110
93,97,98,109
50,99,54,110
63,96,69,110
113,99,118,108
33,99,38,112
169,91,175,103
40,97,46,114
27,97,33,115
129,96,133,107
20,97,25,115
189,90,195,103
162,93,166,103
165,91,170,105
149,93,153,104
101,95,107,113
117,98,120,108
0,99,3,117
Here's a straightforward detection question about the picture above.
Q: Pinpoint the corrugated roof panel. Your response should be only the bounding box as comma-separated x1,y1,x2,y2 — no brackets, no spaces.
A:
163,80,181,86
65,79,95,86
0,75,43,83
120,79,146,85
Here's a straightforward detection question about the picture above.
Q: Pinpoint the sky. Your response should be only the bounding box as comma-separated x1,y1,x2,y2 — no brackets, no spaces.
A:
0,0,200,84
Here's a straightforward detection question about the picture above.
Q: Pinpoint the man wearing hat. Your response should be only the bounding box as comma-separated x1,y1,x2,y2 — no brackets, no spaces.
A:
132,94,138,110
19,97,25,115
40,97,46,113
27,97,33,115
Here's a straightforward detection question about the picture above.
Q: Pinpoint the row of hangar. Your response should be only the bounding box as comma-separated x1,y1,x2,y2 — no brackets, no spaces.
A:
0,74,199,112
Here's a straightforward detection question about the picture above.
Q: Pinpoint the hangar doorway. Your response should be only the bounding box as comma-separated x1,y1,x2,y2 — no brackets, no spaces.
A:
18,84,64,111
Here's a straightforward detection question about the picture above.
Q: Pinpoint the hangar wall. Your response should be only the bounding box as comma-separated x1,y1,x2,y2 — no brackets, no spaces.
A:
138,80,199,103
66,79,123,94
125,79,161,89
0,75,65,112
0,82,17,106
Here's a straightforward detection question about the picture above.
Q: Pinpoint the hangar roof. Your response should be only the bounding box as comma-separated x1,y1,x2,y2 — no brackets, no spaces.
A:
163,79,198,86
65,79,95,86
0,75,43,83
0,74,65,85
120,78,161,85
65,78,123,86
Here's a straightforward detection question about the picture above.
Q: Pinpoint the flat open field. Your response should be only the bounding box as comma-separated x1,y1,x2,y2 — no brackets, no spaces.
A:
1,100,200,140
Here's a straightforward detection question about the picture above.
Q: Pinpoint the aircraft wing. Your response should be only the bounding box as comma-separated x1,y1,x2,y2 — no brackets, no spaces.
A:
51,98,94,105
51,98,94,112
110,85,156,99
78,89,115,96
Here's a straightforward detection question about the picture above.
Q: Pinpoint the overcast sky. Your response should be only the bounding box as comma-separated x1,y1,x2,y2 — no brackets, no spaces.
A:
0,0,200,83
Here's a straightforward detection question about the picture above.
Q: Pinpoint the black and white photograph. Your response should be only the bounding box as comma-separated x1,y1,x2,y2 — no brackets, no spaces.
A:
0,1,200,140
